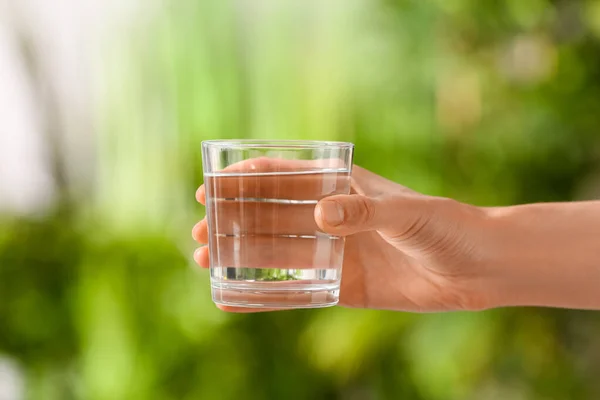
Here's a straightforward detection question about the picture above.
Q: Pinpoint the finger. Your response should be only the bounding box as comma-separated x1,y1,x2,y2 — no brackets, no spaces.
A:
198,156,350,209
196,185,206,205
192,218,209,244
202,157,351,201
208,201,319,236
193,246,210,268
204,171,351,202
208,234,344,269
314,194,379,236
218,157,347,174
315,192,432,241
314,194,424,237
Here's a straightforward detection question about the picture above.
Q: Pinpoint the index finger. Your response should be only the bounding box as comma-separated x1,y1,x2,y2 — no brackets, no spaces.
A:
197,158,341,205
198,157,351,202
212,157,347,174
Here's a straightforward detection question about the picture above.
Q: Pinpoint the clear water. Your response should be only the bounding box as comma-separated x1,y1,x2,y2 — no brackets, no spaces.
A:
204,169,352,308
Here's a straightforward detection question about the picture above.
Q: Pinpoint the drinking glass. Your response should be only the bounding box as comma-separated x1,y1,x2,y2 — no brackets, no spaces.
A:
201,140,354,309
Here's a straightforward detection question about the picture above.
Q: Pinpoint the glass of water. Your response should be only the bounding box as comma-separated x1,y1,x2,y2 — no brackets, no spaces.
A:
201,140,354,309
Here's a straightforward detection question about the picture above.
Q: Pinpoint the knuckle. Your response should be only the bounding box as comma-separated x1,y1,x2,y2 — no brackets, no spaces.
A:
249,157,274,172
391,196,434,242
355,196,376,225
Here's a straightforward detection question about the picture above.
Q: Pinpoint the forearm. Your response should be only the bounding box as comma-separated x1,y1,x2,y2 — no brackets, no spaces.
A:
483,201,600,310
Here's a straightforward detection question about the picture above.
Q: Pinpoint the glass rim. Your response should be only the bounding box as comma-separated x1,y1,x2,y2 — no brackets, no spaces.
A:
202,139,354,149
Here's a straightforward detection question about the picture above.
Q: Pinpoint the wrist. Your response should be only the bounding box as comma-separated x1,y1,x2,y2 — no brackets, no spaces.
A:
454,205,517,311
423,202,511,312
474,206,527,309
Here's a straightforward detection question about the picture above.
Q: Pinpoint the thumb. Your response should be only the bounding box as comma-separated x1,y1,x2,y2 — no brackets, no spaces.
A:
314,194,422,237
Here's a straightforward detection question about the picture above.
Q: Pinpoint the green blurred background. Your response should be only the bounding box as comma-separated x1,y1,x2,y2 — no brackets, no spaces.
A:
2,0,600,399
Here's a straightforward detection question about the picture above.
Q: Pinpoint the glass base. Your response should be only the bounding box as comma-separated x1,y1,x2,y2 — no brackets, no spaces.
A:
211,281,340,309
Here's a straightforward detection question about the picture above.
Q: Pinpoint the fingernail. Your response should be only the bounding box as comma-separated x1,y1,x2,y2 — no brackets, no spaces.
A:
320,201,345,226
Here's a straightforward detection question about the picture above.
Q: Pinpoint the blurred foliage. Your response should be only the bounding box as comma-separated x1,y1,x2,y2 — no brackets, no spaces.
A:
2,0,600,399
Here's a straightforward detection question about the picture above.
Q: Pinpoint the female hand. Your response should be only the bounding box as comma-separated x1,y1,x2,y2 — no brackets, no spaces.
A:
193,160,600,312
192,162,491,312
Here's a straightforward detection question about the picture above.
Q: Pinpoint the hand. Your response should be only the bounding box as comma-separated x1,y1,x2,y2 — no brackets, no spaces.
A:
192,160,493,312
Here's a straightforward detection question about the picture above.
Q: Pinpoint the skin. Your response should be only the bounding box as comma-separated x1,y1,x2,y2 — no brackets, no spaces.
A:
193,159,600,312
